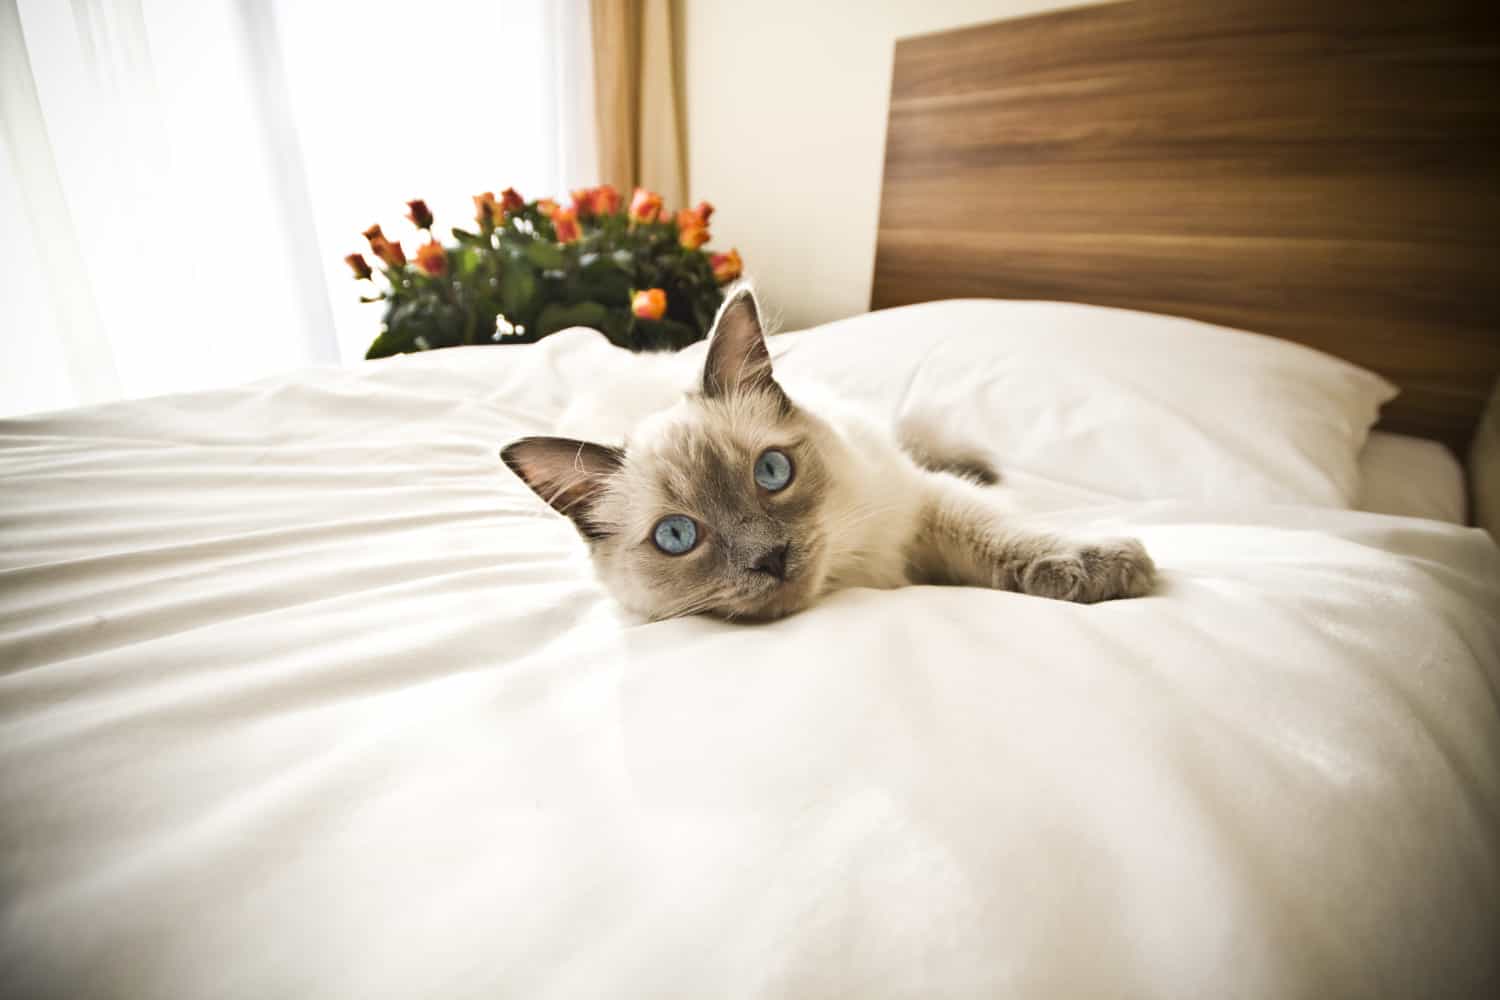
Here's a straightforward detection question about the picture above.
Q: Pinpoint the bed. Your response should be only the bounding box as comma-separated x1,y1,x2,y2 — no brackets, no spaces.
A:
3,2,1499,998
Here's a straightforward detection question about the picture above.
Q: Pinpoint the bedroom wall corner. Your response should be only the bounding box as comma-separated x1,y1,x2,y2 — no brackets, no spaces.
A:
679,0,1107,332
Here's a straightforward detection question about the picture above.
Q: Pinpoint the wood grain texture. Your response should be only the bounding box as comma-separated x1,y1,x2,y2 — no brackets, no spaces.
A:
872,0,1499,453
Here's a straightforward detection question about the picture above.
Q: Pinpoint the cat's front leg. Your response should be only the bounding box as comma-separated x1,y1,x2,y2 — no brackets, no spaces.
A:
1008,535,1156,603
912,483,1156,603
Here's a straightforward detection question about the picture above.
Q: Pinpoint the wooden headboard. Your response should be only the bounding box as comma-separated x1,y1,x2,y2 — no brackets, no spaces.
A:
871,0,1499,454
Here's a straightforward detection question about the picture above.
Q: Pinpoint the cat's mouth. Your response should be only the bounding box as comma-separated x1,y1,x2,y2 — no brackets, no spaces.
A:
744,571,794,599
727,542,826,620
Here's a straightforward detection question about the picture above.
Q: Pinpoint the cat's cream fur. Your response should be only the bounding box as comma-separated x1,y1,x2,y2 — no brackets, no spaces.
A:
503,286,1155,621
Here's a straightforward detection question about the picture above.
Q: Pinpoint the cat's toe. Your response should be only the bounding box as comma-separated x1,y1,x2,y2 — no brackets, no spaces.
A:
1079,538,1156,601
1018,555,1090,602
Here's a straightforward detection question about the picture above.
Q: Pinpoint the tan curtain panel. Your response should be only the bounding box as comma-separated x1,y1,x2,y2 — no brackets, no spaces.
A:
590,0,685,206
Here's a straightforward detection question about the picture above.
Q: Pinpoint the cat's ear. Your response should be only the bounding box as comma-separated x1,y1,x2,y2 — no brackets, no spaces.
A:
501,436,624,541
702,284,787,407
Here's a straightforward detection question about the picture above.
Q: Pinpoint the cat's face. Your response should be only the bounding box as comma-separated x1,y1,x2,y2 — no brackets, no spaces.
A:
587,380,836,620
503,287,835,621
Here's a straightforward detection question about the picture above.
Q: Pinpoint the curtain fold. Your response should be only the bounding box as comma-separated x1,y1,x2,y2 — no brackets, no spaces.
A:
590,0,684,206
0,0,120,410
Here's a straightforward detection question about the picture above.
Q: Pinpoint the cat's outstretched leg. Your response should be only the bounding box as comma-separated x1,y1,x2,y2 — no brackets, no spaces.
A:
908,481,1155,603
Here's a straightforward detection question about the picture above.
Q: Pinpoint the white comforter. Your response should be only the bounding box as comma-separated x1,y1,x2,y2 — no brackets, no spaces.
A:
2,327,1498,999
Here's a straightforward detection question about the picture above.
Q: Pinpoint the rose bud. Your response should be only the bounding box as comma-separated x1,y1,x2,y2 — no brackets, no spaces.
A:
676,209,709,249
362,224,385,244
628,187,663,223
570,188,595,219
344,253,373,280
631,288,667,320
710,248,742,284
415,240,447,276
692,201,714,226
473,191,499,227
592,184,621,215
372,237,406,269
499,188,525,217
405,199,434,230
552,207,581,243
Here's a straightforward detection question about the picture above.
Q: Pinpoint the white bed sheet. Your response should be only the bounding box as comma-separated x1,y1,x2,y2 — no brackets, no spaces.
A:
1357,430,1467,524
2,331,1499,998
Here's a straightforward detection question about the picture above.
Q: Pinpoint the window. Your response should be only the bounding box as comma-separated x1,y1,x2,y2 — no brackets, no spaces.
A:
0,0,596,416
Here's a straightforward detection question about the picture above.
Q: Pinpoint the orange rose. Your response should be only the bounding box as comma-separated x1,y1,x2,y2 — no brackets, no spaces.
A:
676,208,710,250
362,224,386,243
710,248,742,284
692,201,714,226
536,198,560,219
631,288,667,320
474,191,502,227
592,184,621,215
628,187,663,223
344,253,373,280
499,188,525,217
570,188,595,219
552,207,581,243
405,199,433,230
415,240,446,276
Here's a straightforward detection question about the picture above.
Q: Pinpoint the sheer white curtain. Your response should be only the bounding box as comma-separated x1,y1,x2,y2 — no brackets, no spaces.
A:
0,0,597,417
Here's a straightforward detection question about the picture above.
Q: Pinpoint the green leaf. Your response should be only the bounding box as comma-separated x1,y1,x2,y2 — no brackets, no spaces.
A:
500,264,539,321
380,296,466,352
524,240,565,270
536,300,609,338
365,325,418,359
598,310,632,348
579,254,632,305
692,289,722,334
451,227,483,245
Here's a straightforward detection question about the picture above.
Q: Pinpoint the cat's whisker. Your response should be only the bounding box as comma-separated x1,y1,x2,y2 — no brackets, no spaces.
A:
831,503,908,532
656,585,732,621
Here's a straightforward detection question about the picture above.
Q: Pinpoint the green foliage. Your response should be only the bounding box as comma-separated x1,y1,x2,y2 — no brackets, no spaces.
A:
352,191,735,360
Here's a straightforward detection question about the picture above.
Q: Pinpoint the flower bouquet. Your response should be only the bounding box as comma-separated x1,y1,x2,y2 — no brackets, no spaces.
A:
346,185,743,359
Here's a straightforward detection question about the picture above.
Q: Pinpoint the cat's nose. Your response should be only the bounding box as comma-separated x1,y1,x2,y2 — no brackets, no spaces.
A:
749,543,790,581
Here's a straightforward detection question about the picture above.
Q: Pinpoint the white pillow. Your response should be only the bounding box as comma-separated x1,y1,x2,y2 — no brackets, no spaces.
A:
768,299,1396,507
1357,431,1466,525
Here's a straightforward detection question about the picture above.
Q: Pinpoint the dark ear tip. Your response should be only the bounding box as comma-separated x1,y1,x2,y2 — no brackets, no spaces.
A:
499,438,530,475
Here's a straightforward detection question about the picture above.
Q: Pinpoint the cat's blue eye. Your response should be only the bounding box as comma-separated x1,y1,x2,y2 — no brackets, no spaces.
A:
754,449,794,491
652,515,698,555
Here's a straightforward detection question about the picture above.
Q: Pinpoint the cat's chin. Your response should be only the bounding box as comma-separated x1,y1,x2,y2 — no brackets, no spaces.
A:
713,587,815,622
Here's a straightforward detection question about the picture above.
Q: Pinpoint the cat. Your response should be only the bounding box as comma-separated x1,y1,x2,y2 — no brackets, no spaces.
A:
502,285,1156,621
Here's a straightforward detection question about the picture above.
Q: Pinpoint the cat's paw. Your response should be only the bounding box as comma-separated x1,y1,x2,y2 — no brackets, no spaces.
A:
1019,538,1156,604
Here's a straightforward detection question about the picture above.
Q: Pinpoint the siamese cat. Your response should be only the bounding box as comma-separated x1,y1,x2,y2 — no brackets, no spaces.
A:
503,286,1155,621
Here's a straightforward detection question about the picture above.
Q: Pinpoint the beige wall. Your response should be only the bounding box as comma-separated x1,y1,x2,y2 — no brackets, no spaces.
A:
681,0,1096,331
